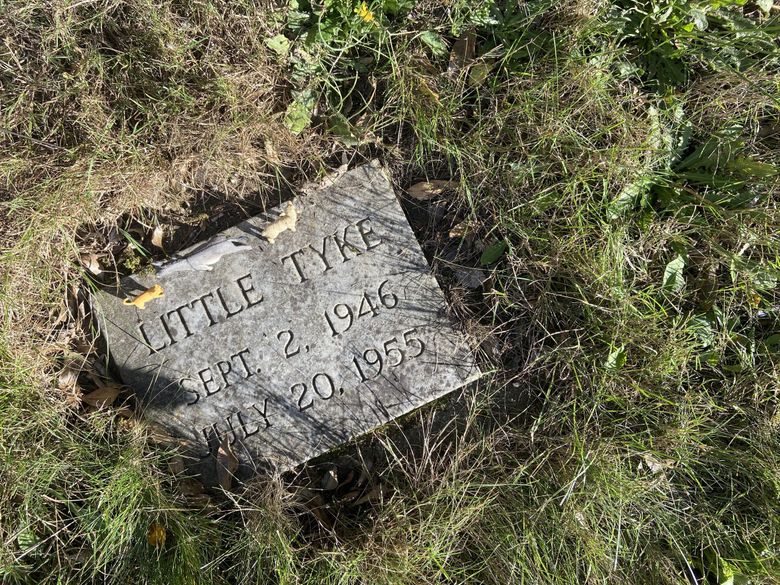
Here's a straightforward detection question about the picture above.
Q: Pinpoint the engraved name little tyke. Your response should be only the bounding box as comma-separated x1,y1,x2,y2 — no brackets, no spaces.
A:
134,216,426,452
137,216,382,354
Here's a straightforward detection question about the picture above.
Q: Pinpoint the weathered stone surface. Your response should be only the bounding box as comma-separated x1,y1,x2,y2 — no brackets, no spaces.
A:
95,163,480,473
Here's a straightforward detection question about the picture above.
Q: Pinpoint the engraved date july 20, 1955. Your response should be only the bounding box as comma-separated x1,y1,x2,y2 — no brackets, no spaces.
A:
290,328,426,412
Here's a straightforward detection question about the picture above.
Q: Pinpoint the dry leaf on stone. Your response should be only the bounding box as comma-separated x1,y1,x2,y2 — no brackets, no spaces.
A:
123,284,164,309
261,202,298,244
79,252,103,276
151,226,165,250
216,436,239,491
407,180,458,201
82,385,120,409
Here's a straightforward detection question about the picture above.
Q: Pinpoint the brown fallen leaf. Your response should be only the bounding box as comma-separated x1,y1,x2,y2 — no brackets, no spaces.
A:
449,220,476,238
407,180,458,201
81,385,120,409
353,483,384,506
453,267,488,289
147,522,166,548
448,31,476,75
321,466,339,491
417,78,441,105
114,406,134,419
168,455,186,476
178,478,206,496
307,493,332,529
58,366,79,390
216,436,238,491
79,252,102,276
151,226,165,250
123,284,164,309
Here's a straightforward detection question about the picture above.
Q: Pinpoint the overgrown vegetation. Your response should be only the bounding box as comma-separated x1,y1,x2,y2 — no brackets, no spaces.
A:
2,0,779,583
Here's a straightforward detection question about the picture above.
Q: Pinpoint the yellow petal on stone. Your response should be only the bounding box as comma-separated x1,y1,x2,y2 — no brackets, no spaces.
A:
123,284,164,309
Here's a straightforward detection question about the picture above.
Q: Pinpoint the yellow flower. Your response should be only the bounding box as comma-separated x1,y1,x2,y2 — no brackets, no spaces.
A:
147,522,167,548
355,1,374,22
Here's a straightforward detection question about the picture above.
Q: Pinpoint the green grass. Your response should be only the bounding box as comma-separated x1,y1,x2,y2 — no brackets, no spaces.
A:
2,0,780,583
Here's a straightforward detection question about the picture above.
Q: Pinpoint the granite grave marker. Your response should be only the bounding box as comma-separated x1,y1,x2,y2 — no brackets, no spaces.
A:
96,163,480,473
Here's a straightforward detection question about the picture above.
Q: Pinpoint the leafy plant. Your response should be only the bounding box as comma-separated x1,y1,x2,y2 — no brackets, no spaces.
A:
605,0,780,89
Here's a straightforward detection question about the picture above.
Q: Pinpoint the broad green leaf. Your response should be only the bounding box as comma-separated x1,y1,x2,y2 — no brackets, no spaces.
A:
765,334,780,350
419,31,448,57
607,175,653,220
383,0,404,14
328,112,360,146
605,345,627,372
750,267,778,290
676,124,743,171
700,350,720,366
726,157,779,177
480,240,507,265
468,62,492,87
265,34,291,57
663,254,687,292
689,7,708,31
287,11,310,31
756,0,773,13
284,90,316,134
690,314,715,347
17,527,39,552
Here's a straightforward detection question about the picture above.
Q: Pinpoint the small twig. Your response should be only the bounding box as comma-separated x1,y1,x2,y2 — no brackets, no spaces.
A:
0,127,66,152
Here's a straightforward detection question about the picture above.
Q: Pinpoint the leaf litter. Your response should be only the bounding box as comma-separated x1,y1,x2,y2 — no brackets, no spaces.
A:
407,179,458,200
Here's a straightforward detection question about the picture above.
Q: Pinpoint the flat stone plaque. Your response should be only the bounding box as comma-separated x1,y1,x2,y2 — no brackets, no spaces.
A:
96,164,480,472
